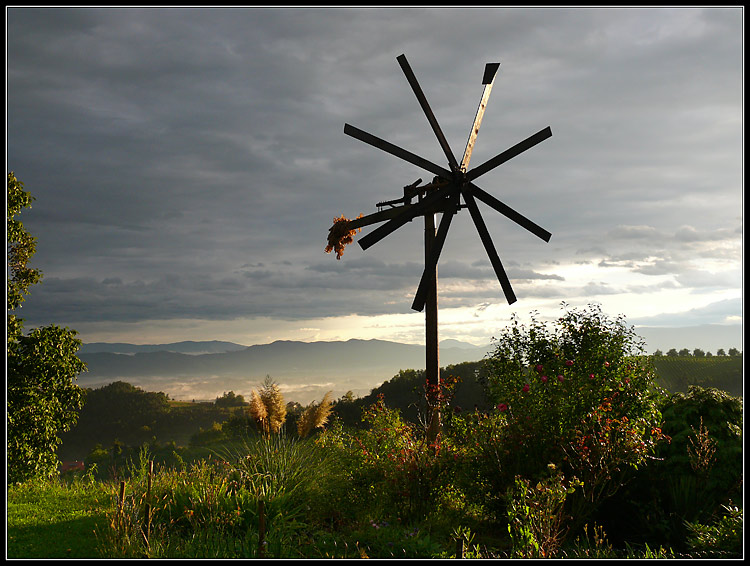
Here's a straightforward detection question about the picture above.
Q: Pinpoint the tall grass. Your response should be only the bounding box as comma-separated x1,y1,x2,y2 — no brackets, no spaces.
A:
99,432,353,558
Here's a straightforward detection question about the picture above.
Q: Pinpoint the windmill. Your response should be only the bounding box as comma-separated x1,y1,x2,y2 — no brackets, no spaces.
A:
329,54,553,437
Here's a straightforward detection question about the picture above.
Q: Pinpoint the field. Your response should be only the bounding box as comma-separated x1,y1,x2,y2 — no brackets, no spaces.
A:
653,355,743,397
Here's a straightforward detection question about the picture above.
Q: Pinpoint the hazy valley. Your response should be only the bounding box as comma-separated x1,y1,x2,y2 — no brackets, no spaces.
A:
77,338,490,405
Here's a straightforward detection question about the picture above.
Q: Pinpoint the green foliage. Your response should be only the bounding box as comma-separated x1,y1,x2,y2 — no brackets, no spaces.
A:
660,387,741,487
655,387,742,518
593,385,742,551
59,382,244,463
214,390,247,407
504,466,579,558
8,325,87,483
476,303,668,531
685,503,743,558
7,171,42,341
7,172,87,483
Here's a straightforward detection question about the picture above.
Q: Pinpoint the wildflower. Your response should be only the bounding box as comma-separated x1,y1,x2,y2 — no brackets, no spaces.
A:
557,374,564,382
541,375,548,383
604,361,610,368
497,403,508,412
565,360,574,367
589,373,595,379
522,383,530,393
535,364,544,373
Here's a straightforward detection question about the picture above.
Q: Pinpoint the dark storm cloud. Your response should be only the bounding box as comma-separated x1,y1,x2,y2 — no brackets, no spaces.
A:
7,7,742,332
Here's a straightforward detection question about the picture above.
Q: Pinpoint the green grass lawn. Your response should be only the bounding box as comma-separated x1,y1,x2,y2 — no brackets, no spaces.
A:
7,477,115,558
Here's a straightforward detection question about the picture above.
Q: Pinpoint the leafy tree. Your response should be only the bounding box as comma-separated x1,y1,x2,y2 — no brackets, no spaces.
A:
693,348,705,358
666,348,678,357
727,348,739,357
7,172,86,483
215,390,247,408
7,172,41,342
653,349,663,357
716,348,726,357
678,348,691,357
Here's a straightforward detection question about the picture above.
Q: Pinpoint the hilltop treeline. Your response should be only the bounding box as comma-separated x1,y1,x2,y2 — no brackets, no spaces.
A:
653,347,742,357
57,381,246,462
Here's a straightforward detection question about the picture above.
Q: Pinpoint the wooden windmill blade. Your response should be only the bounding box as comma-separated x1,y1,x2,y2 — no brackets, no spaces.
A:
343,123,451,179
461,62,501,171
469,182,552,242
397,54,461,173
465,126,552,182
463,187,518,304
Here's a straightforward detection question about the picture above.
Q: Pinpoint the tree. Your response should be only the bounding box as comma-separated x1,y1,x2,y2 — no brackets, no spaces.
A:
727,348,740,357
653,349,663,357
693,348,706,358
215,390,247,408
666,348,679,357
7,172,41,342
678,348,691,357
716,349,726,357
7,172,86,483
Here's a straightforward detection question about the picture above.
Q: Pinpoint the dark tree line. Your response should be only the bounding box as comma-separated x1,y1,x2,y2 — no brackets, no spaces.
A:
652,347,741,357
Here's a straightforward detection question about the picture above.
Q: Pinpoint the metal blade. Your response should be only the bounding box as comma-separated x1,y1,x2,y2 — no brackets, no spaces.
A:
461,62,500,171
463,188,517,305
411,207,456,312
344,123,451,178
358,182,456,251
465,126,552,182
469,183,552,242
397,54,460,173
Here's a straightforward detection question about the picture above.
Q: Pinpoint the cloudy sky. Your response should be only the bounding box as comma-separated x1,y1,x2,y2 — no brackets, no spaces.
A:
7,7,743,350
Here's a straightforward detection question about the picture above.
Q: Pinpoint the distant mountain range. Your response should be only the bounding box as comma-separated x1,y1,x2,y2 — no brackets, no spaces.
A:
79,340,249,355
77,339,491,405
76,324,742,406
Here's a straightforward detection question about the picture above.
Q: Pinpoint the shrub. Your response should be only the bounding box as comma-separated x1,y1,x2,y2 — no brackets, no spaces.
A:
591,385,742,550
685,503,743,558
477,303,668,535
504,465,579,557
